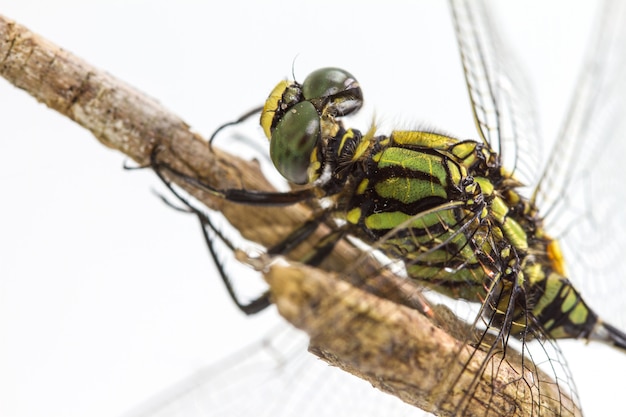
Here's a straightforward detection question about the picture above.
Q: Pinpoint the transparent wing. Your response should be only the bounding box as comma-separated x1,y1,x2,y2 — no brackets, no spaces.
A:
532,0,626,325
123,324,424,417
342,202,582,416
449,0,543,187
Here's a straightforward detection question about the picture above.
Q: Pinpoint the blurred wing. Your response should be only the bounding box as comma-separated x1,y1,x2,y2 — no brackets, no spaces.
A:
445,1,585,414
449,0,542,187
122,324,423,417
533,0,626,325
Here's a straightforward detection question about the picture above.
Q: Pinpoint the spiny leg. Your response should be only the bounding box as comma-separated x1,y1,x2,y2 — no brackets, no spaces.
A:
151,161,271,315
208,105,264,150
149,146,348,315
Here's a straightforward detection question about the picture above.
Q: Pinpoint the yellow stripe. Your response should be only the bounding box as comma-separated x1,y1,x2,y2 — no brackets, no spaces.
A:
261,80,291,139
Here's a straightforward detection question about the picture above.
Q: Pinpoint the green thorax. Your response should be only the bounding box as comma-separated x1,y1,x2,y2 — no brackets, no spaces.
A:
335,129,530,300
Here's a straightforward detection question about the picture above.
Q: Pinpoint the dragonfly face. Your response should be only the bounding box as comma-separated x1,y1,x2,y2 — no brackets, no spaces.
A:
260,67,363,184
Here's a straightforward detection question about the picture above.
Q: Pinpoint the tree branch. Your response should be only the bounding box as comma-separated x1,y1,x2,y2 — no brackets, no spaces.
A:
0,15,579,417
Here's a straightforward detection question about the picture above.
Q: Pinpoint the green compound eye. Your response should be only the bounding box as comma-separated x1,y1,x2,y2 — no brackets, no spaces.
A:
302,67,363,116
270,101,321,184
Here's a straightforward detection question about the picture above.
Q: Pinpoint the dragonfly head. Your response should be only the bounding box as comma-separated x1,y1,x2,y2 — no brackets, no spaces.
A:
260,67,363,184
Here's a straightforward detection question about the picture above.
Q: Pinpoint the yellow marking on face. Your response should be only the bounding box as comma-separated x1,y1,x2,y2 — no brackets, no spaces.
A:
261,80,291,140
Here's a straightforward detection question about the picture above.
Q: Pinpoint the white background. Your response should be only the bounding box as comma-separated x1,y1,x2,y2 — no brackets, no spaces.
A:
1,1,624,416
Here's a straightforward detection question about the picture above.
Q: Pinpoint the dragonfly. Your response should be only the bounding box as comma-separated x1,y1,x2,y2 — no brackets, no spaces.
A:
134,1,626,416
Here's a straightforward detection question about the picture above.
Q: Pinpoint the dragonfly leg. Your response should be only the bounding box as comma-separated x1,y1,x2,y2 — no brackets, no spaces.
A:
150,146,349,314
